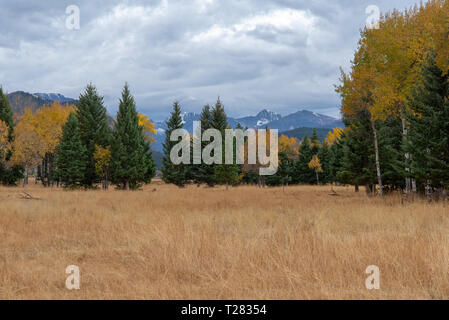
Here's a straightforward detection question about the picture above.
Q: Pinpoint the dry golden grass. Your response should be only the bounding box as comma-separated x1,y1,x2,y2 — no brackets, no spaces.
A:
0,179,448,300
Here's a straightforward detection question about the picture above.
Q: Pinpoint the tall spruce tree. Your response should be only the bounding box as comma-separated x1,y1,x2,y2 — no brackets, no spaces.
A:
76,84,111,187
0,87,13,138
56,112,87,189
328,134,345,184
318,140,331,184
403,52,449,198
191,104,215,186
378,117,404,192
110,84,155,190
0,87,23,185
265,151,294,187
292,137,315,184
161,101,189,187
211,98,239,188
337,112,377,193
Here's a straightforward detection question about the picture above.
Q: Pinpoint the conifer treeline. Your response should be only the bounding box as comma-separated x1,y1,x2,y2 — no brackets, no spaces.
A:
162,98,240,188
160,97,340,188
1,2,447,198
0,83,155,189
57,83,155,189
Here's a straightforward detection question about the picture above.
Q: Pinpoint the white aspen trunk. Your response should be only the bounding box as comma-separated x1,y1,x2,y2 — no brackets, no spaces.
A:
370,118,383,197
401,118,411,196
425,147,432,202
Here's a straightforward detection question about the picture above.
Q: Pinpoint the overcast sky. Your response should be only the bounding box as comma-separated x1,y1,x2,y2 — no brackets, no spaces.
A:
0,0,420,120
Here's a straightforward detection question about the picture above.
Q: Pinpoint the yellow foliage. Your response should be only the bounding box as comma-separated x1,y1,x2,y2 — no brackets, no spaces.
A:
10,119,43,169
278,135,299,158
308,155,323,173
94,145,111,177
137,113,156,143
0,120,11,162
337,0,449,121
11,102,74,167
326,128,344,145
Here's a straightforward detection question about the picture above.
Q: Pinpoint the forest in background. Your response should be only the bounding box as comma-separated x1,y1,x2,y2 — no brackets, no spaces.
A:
1,0,448,202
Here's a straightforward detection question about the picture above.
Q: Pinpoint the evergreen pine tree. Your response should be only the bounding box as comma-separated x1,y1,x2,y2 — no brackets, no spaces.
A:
328,134,345,184
292,137,315,184
265,151,294,187
110,84,155,190
311,128,320,145
0,87,23,185
56,112,87,188
378,117,404,192
210,97,227,131
192,104,215,186
337,112,377,193
76,84,111,187
0,87,13,137
161,101,189,187
403,52,449,196
318,140,331,184
211,98,239,188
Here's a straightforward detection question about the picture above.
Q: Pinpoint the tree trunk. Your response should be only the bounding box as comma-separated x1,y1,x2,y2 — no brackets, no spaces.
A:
370,118,383,196
125,181,130,190
23,166,28,187
355,185,359,193
426,180,433,202
48,153,54,187
401,118,411,197
365,184,372,196
258,175,265,188
315,170,319,185
42,157,47,187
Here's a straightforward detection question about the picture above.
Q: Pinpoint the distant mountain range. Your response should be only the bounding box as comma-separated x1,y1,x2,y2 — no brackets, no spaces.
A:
156,109,342,132
7,91,344,157
153,109,344,152
34,93,76,104
7,91,118,126
7,91,77,115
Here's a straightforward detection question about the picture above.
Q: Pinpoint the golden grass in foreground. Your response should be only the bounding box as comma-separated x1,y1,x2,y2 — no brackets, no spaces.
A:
0,181,448,300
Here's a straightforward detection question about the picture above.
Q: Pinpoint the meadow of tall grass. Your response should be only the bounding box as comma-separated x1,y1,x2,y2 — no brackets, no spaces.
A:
0,180,448,299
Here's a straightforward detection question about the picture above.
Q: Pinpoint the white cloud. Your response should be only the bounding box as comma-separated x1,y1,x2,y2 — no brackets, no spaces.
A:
192,8,316,43
0,0,420,120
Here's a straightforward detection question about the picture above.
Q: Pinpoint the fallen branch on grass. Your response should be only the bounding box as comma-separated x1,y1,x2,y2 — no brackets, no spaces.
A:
18,192,41,200
329,187,339,196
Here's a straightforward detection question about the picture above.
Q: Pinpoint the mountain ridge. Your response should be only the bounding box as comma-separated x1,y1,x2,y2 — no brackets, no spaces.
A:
7,91,344,154
153,109,344,152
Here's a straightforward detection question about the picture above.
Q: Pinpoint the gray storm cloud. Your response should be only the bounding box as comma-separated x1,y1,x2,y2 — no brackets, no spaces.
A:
0,0,420,120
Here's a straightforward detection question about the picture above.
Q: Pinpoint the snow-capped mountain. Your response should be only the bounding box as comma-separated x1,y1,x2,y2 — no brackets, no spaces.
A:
152,108,343,152
34,93,76,103
265,110,343,132
228,109,282,129
8,91,77,115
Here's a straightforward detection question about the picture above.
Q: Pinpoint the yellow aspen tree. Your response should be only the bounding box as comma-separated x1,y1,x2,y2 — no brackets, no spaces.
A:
94,145,111,190
0,120,10,164
326,128,344,145
308,154,323,185
137,112,157,143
